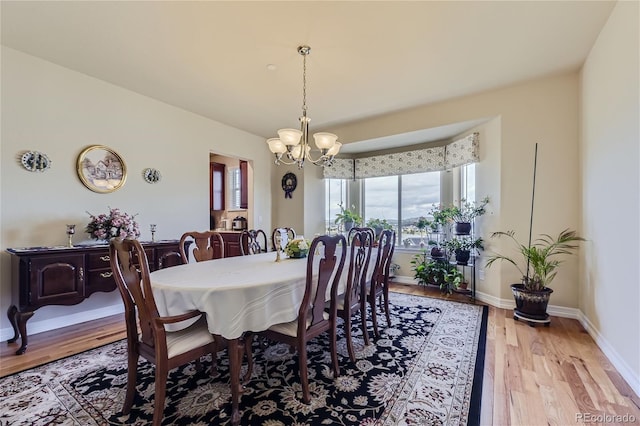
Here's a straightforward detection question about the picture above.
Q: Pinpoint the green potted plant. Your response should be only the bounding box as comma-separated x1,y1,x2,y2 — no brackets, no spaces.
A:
427,204,451,232
442,267,466,294
485,229,585,324
366,217,392,238
334,203,363,232
443,236,484,265
449,196,489,235
427,239,445,259
415,216,431,247
411,254,453,288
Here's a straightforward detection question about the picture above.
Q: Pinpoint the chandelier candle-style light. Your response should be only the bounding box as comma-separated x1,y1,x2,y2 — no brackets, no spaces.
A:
266,45,341,169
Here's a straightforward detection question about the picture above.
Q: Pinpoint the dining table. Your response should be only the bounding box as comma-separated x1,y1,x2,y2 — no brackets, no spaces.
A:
149,247,374,425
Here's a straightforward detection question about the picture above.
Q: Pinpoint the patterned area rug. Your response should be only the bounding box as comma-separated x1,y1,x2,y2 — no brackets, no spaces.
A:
0,292,487,425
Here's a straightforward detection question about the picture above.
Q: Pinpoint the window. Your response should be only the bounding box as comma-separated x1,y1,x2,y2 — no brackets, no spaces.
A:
461,163,475,202
228,167,242,210
325,179,347,233
363,176,398,227
362,171,441,244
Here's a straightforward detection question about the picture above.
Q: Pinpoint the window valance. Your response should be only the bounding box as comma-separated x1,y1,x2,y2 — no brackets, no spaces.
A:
323,132,478,179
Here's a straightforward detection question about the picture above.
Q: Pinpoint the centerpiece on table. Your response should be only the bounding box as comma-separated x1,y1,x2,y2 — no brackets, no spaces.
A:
284,238,310,258
85,207,141,242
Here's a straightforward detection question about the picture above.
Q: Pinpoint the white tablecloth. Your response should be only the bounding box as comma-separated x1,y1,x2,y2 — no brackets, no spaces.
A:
151,252,320,339
150,247,378,339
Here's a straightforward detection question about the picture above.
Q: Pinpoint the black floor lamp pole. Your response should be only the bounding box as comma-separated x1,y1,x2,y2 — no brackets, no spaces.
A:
526,143,539,284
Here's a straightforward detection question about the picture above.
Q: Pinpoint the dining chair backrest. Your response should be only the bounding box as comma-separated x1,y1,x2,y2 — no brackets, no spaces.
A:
347,226,375,246
271,227,297,251
299,234,347,335
240,229,268,255
345,229,374,305
372,229,396,293
179,230,224,262
110,238,161,350
336,228,374,361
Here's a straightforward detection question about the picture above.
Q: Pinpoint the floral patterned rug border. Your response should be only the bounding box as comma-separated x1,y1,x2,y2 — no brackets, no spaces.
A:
0,292,487,425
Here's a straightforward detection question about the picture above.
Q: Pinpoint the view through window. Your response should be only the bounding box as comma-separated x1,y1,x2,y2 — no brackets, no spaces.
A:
325,179,347,233
363,172,441,245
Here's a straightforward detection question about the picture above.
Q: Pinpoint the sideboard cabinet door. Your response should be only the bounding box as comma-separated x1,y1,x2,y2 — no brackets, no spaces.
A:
28,254,85,309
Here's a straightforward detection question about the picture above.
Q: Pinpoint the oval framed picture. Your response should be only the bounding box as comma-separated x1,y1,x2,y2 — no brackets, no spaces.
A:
77,145,127,193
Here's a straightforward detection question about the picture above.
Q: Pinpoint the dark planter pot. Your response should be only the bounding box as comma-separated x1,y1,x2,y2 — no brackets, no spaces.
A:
344,221,354,232
511,283,553,326
454,249,470,265
430,247,445,259
455,222,472,235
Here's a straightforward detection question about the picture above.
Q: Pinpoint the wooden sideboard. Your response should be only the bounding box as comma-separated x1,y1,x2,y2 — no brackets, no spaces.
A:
6,240,188,355
216,231,246,258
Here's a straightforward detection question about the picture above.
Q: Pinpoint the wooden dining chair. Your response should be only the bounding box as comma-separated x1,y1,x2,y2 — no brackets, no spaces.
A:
347,226,375,246
334,228,374,362
367,229,396,340
179,230,224,262
110,238,221,426
271,227,297,251
259,234,347,404
240,229,268,255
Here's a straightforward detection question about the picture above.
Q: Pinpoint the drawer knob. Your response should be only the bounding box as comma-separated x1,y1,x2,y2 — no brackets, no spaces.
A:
100,271,113,278
100,255,110,261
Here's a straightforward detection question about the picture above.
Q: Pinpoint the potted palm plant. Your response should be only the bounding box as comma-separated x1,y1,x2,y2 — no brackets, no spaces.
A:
485,229,585,325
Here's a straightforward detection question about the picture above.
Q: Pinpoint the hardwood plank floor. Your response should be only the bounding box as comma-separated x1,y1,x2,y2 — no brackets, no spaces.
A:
1,283,638,425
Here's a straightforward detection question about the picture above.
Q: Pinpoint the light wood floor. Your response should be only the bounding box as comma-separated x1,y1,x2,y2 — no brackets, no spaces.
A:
1,283,638,425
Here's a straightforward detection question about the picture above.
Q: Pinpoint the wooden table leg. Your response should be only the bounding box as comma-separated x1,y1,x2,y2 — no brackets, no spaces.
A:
227,337,242,426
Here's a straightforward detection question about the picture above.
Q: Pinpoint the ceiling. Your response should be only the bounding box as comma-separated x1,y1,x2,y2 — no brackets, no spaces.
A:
1,1,615,152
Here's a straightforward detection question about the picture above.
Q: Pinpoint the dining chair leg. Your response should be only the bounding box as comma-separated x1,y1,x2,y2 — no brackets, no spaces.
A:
153,363,168,426
297,341,311,404
123,353,138,414
360,299,370,347
369,296,381,339
343,314,356,363
210,338,220,377
330,323,340,377
383,288,391,326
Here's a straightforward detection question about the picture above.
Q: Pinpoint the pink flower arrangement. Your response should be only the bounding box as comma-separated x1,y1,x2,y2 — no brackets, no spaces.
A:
85,207,141,241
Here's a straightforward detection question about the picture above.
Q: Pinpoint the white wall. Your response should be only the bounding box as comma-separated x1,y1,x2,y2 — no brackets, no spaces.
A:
580,0,640,394
296,72,581,305
0,47,272,338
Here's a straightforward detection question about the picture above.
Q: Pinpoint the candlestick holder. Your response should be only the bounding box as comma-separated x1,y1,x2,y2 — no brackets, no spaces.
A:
275,234,282,262
150,224,157,242
66,224,76,248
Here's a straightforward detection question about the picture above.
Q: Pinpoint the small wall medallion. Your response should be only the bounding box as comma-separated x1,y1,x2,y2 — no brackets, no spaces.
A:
143,168,162,184
20,151,51,172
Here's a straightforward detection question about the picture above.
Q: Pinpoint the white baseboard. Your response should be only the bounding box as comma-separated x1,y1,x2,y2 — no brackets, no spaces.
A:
393,277,639,397
0,304,124,342
578,312,640,397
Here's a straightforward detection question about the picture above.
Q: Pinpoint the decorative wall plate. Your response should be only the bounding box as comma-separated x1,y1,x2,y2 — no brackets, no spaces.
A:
20,151,51,172
143,168,162,184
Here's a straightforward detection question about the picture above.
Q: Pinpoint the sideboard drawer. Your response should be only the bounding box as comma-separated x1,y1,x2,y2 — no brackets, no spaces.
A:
87,252,112,269
86,268,117,294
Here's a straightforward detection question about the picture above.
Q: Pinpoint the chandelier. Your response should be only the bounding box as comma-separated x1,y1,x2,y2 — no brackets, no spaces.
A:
266,45,341,168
